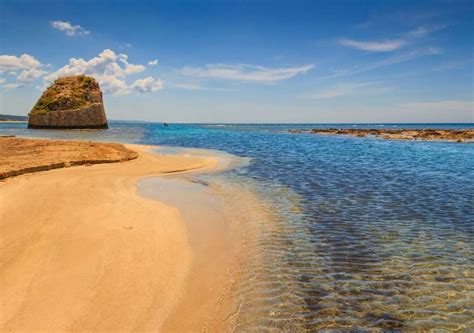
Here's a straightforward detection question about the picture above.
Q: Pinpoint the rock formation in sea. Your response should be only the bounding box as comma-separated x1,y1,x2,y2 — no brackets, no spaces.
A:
28,75,108,129
288,128,474,142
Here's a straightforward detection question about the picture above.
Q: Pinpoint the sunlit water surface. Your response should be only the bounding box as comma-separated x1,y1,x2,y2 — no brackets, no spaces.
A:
2,122,473,331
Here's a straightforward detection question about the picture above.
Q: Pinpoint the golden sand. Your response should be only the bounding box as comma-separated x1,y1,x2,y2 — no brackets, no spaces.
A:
0,141,244,331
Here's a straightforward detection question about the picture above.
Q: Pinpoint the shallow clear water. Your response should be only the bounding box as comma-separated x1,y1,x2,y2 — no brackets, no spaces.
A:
2,122,473,331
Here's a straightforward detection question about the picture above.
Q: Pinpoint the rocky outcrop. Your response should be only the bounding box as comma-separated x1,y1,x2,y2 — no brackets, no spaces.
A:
0,137,138,179
288,128,474,142
28,75,108,129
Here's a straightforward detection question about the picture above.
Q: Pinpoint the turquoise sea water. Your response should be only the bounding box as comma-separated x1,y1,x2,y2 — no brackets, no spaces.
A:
1,122,473,331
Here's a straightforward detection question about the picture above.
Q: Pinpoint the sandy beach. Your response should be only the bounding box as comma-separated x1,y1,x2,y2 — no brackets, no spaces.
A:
0,138,245,331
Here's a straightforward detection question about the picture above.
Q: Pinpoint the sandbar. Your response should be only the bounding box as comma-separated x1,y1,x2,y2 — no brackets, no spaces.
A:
0,137,246,331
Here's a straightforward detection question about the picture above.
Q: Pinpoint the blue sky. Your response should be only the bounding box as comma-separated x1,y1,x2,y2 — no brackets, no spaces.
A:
0,0,473,123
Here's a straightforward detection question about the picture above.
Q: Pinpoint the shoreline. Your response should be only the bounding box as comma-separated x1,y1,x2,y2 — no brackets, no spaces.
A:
0,139,250,331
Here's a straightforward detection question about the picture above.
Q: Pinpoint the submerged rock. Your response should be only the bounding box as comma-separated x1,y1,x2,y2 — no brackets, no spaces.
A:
28,75,108,129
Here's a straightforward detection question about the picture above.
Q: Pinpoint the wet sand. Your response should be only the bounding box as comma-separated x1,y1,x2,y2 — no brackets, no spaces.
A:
0,140,248,331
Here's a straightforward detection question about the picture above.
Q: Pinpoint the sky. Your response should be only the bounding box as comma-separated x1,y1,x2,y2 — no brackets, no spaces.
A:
0,0,473,123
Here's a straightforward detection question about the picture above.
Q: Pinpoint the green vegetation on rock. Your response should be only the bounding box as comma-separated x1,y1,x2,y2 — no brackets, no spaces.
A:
29,75,101,115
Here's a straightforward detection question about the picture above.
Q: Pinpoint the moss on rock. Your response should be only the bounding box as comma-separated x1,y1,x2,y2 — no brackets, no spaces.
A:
30,75,102,115
28,75,108,129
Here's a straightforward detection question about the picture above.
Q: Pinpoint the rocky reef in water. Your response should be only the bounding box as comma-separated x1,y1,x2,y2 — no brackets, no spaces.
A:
288,128,474,142
28,75,108,129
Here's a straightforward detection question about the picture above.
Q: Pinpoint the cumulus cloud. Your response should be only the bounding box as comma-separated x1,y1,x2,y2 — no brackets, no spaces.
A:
0,54,47,88
148,59,159,66
0,54,42,71
0,50,161,93
118,54,146,75
50,20,90,37
17,69,47,84
339,39,405,52
180,63,314,82
43,49,162,95
132,77,164,93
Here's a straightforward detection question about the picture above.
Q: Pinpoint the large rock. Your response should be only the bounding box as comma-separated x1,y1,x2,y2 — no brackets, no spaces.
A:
28,75,108,129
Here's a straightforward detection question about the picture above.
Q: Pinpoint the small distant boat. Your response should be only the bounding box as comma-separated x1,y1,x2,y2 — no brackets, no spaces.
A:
163,123,169,127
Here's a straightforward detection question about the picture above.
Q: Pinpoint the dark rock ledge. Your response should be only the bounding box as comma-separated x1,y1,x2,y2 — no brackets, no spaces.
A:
288,128,474,142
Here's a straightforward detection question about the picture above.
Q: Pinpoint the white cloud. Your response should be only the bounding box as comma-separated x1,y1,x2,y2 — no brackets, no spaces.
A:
124,63,146,75
50,20,90,37
118,54,146,74
132,77,164,93
0,54,42,71
0,78,5,84
327,47,441,78
180,63,314,82
1,50,160,93
339,25,446,53
339,39,405,52
148,59,159,66
43,49,162,95
0,54,47,89
405,25,447,38
17,69,47,84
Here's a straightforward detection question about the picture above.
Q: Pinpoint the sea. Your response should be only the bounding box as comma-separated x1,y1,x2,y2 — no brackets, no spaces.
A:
1,122,473,331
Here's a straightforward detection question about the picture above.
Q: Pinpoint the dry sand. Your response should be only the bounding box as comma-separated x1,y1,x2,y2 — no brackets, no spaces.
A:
0,141,244,331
